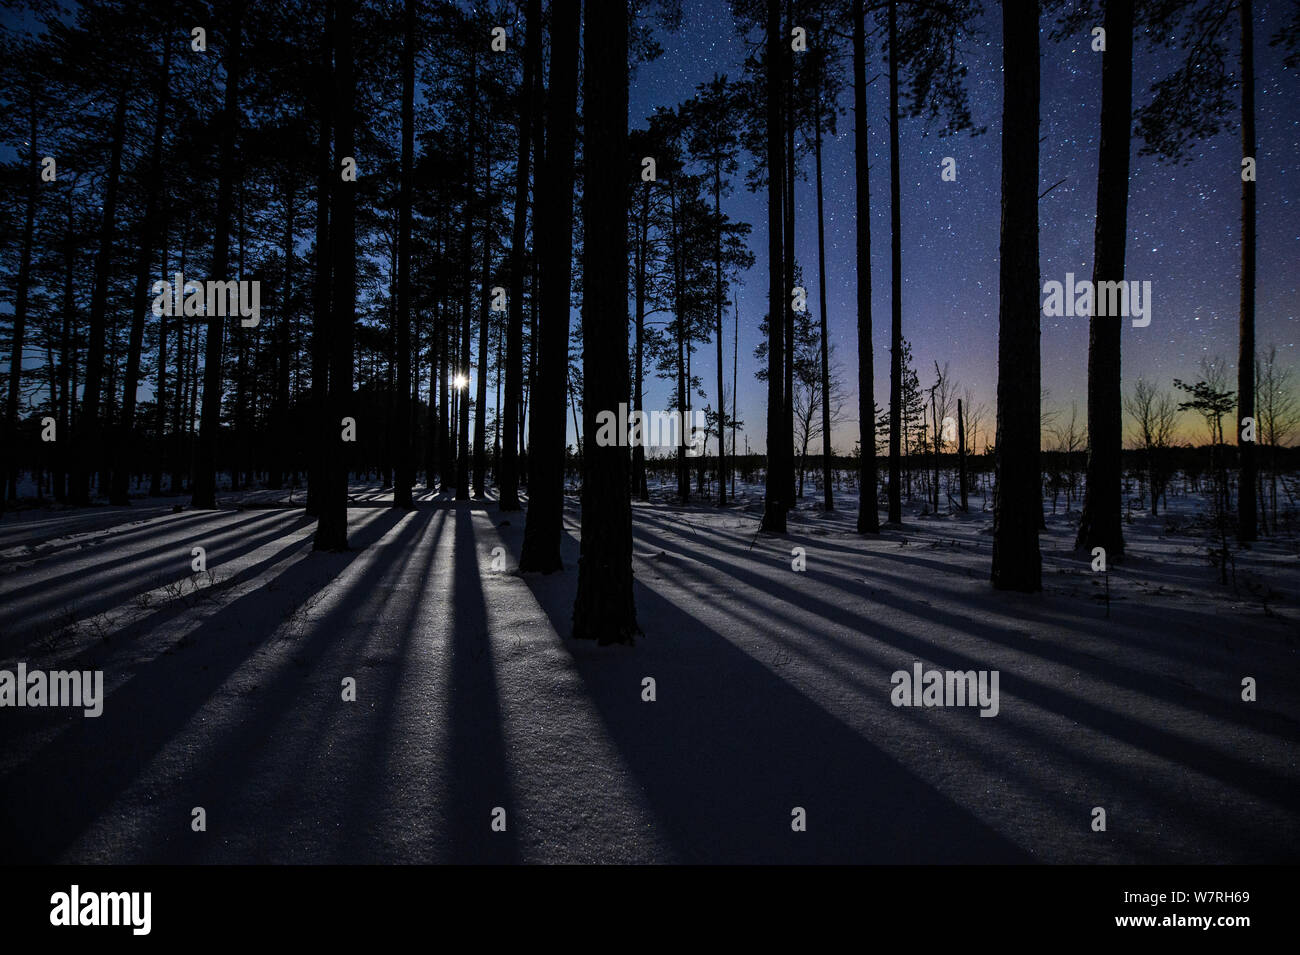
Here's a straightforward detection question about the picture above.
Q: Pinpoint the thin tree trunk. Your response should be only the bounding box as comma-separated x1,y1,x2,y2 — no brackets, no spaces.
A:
782,0,796,511
473,137,491,497
151,205,171,497
4,97,39,508
633,180,650,501
270,186,294,491
313,0,355,549
760,0,787,534
714,166,727,506
1238,0,1257,542
958,397,968,511
732,290,738,500
307,0,333,516
393,0,416,508
991,0,1042,592
114,35,172,505
853,0,877,532
814,47,832,512
501,0,540,511
669,177,688,505
886,0,902,525
73,88,129,505
192,4,243,508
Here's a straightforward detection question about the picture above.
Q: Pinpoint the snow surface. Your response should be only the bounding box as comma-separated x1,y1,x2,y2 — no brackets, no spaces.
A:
0,479,1296,863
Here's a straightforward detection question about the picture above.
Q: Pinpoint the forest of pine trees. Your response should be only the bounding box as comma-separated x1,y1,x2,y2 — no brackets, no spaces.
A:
3,0,1298,625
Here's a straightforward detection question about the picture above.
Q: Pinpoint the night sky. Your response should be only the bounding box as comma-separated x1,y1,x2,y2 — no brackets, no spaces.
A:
628,0,1299,452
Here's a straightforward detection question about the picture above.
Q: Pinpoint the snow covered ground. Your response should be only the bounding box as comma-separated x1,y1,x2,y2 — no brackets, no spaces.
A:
1,478,1296,863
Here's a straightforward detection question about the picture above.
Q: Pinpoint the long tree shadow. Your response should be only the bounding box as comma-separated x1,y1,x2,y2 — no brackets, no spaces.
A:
1,510,307,651
0,507,406,862
439,502,521,863
124,506,442,862
523,557,1032,863
640,511,1300,743
625,519,1299,860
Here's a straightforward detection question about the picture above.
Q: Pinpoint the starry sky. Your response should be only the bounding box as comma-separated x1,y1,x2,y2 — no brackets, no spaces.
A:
626,0,1300,453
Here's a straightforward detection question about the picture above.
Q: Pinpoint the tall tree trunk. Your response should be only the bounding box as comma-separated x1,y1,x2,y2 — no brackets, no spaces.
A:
439,217,455,491
853,0,878,532
814,47,832,512
932,396,940,509
669,177,689,504
714,167,727,506
456,51,476,502
760,0,787,534
74,88,129,506
991,0,1042,592
114,34,172,505
56,207,75,502
572,0,637,648
519,0,580,572
886,0,902,525
782,0,796,511
151,206,170,497
171,235,187,493
473,140,491,497
732,291,738,500
393,0,416,508
270,186,294,491
314,0,355,549
307,0,334,516
633,180,650,501
1237,0,1257,542
501,0,541,510
957,398,968,511
4,97,39,508
1075,0,1132,558
192,4,243,509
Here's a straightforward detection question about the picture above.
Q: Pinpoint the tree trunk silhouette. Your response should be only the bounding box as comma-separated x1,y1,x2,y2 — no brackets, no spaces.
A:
393,0,416,509
4,95,38,510
853,0,879,533
573,0,637,643
782,0,796,511
1238,0,1257,543
633,179,650,501
73,87,128,506
307,0,333,517
501,0,540,511
814,43,832,513
957,398,968,511
193,2,244,509
114,34,172,506
473,126,490,498
991,0,1041,592
714,166,728,506
760,0,787,534
270,185,294,491
456,50,476,503
1075,0,1132,560
313,0,355,550
886,0,902,525
519,0,579,572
